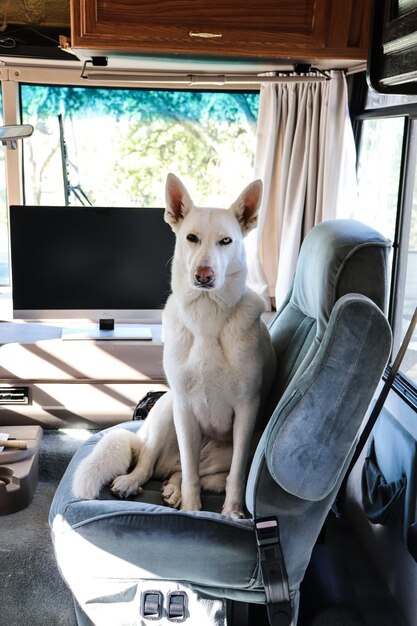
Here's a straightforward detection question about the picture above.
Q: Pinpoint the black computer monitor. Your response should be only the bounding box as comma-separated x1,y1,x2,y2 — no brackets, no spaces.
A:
10,205,175,327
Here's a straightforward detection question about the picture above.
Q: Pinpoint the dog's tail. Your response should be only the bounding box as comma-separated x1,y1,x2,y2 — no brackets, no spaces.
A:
72,429,142,500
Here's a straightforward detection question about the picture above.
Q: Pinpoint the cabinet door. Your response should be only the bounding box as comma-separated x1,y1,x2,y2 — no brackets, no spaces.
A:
70,0,348,59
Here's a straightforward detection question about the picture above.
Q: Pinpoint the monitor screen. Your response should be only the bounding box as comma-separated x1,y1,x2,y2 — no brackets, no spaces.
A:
9,206,176,322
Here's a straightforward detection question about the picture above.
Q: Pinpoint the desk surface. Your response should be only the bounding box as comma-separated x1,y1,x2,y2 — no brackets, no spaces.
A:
0,321,165,383
0,320,163,345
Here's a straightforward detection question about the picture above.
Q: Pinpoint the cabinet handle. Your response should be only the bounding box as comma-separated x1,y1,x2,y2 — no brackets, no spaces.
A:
189,31,223,39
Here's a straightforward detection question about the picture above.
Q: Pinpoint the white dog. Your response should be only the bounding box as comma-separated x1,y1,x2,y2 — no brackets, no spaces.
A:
73,173,275,519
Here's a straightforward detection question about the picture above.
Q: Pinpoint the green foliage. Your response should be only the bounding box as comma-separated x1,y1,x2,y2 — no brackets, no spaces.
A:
21,85,259,207
21,85,259,126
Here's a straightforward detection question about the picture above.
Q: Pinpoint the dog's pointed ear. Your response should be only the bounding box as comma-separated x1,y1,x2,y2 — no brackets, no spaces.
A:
165,173,194,230
230,179,263,235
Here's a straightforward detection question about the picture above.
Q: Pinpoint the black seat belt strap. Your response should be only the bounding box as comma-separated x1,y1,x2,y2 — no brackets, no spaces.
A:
255,517,292,626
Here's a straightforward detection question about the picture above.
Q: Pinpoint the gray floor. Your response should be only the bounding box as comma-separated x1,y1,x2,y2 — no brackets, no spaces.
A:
0,430,82,626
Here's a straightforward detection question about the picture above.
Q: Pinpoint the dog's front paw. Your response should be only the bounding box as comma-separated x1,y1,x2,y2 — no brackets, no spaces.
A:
161,479,182,509
221,503,247,520
110,474,143,499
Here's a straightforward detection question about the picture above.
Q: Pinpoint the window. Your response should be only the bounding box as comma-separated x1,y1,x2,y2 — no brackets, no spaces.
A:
355,117,404,242
20,85,259,208
0,90,8,286
354,79,417,398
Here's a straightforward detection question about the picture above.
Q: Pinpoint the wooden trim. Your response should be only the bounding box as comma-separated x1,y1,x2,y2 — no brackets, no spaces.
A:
70,0,370,62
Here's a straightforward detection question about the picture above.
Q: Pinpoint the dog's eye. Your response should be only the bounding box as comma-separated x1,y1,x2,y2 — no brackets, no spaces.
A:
219,237,233,246
186,233,199,243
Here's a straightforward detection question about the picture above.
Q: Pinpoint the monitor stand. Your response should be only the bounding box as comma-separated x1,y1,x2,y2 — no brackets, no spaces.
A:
61,322,153,341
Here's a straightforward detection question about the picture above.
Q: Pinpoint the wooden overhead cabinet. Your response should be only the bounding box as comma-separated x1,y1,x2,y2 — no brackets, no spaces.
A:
70,0,372,62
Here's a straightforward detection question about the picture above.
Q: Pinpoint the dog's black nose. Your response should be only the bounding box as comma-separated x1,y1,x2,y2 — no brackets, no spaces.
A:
195,266,215,286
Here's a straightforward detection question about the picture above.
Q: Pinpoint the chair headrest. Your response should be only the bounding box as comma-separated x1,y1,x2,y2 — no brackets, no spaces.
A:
291,219,391,339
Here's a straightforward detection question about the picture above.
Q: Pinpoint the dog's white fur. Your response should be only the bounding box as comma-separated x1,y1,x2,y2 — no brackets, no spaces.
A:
73,173,275,518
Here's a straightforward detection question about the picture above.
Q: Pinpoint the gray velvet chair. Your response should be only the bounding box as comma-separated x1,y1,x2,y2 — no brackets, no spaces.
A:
49,219,392,626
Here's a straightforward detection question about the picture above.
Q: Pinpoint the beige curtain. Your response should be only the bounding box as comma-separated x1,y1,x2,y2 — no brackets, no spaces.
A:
246,71,357,309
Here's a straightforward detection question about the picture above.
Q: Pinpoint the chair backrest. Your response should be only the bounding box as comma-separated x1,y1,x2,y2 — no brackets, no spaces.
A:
265,219,391,410
247,219,392,597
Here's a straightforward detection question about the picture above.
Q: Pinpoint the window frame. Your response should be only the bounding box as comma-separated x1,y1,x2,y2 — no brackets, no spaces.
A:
0,64,261,291
1,64,262,204
352,73,417,409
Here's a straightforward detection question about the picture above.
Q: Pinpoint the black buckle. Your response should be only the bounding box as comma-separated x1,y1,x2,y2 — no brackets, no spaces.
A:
256,517,281,547
255,518,292,626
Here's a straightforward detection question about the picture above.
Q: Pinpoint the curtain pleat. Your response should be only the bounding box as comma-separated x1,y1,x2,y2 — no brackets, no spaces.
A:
246,71,358,310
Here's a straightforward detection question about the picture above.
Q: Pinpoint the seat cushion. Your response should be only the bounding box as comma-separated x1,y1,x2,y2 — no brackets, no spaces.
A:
49,422,262,594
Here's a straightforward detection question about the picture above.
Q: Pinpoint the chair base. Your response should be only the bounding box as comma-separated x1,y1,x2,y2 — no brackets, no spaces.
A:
70,580,227,626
